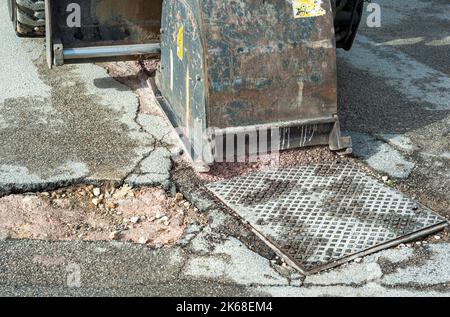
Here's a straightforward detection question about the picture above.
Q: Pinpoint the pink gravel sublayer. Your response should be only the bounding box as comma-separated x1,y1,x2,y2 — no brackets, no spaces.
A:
0,188,191,247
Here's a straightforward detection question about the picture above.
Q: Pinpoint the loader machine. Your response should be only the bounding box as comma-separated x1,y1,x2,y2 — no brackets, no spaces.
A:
8,0,365,170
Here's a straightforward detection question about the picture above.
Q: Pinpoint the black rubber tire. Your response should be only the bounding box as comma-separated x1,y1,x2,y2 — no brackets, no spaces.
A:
11,0,46,37
7,0,15,22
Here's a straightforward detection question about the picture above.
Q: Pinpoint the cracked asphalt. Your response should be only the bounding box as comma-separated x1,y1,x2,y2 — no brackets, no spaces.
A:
0,0,449,297
0,7,177,195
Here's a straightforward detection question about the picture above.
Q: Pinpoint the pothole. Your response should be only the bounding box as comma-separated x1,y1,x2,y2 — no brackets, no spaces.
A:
0,184,208,248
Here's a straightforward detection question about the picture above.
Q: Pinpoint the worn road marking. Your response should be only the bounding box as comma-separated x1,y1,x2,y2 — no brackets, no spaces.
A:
339,35,450,111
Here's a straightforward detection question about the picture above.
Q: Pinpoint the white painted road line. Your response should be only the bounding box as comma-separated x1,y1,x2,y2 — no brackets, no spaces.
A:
338,35,450,111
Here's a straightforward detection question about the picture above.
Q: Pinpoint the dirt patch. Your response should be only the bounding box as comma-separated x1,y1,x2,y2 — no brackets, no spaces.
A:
0,184,207,247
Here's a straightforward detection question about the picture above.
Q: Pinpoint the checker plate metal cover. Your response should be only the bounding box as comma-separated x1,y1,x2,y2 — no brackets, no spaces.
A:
206,163,447,274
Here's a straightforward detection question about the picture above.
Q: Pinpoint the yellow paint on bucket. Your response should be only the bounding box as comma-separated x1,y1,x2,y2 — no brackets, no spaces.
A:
177,26,184,60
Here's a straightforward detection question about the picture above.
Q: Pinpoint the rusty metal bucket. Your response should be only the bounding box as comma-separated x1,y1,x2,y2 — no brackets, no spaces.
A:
157,0,351,169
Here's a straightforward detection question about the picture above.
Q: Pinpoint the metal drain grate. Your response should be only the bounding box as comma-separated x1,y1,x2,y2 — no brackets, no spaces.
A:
206,162,448,274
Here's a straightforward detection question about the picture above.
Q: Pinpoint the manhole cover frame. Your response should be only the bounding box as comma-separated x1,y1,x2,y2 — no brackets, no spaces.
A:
205,163,448,275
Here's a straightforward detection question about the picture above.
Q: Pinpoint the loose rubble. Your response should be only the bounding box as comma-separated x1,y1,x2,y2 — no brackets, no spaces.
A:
0,184,207,247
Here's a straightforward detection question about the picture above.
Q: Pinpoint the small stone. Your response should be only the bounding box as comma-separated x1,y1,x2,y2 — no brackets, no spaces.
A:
130,216,140,224
386,180,396,187
174,193,183,202
106,201,117,209
434,235,441,240
116,211,123,215
93,188,101,197
354,258,363,263
163,220,170,226
415,242,421,246
109,231,121,240
138,237,148,244
159,216,169,223
155,210,166,219
399,243,406,248
92,198,100,206
0,232,11,240
382,176,389,182
183,201,190,208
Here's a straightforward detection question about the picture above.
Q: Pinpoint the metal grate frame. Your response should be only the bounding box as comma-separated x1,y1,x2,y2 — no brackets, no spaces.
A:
206,162,448,274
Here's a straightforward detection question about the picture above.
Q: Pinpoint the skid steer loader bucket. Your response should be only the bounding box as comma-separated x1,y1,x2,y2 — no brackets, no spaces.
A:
46,0,351,169
157,0,351,168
